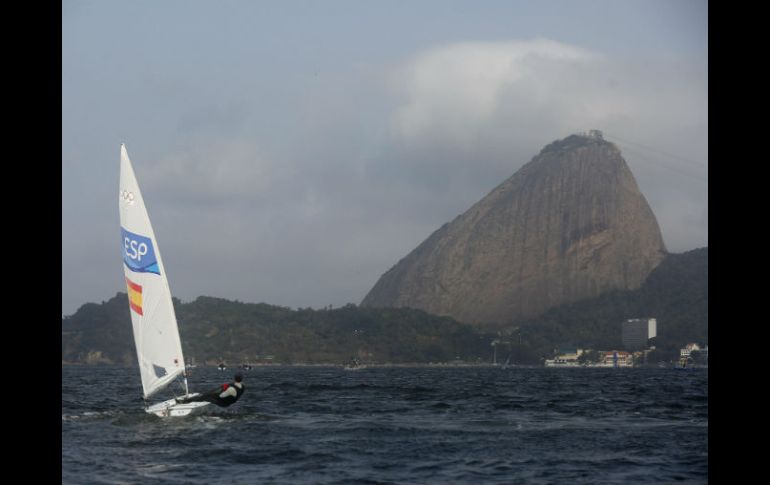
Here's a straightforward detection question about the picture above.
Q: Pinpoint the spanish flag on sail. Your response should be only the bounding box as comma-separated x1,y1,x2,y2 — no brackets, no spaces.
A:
125,277,143,315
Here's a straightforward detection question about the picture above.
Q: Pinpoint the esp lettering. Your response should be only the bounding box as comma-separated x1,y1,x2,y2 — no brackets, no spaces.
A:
124,237,148,261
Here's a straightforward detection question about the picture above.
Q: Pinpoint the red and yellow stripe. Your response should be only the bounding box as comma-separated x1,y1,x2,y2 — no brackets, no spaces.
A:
125,277,143,315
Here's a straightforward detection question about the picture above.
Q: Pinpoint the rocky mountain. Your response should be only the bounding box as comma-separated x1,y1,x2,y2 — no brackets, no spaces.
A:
361,131,667,326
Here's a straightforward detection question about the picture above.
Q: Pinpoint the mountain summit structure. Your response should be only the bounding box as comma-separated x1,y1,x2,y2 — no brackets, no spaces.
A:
361,130,667,326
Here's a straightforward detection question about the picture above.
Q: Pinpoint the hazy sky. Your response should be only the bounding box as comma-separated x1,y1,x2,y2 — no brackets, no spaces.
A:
62,0,707,316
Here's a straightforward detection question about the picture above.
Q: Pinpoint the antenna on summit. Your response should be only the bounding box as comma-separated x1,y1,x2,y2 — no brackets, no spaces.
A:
575,129,603,140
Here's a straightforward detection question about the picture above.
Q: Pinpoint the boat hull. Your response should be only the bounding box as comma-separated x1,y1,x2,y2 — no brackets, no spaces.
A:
145,395,210,417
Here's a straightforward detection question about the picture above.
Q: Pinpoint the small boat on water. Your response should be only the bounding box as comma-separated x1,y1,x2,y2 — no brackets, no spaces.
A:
218,362,227,371
343,358,366,371
119,144,209,418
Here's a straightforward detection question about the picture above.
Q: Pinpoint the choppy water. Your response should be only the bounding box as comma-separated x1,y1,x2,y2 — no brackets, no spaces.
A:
62,365,707,484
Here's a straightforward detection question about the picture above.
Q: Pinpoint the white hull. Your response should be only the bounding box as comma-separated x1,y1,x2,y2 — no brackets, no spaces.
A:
145,394,210,418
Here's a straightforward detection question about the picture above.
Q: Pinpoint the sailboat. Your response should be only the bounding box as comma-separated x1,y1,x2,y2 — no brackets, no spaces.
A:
343,357,366,371
119,144,210,417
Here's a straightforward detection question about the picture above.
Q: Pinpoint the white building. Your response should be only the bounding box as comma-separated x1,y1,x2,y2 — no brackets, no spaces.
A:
544,348,584,367
622,318,657,350
680,342,701,358
601,351,633,367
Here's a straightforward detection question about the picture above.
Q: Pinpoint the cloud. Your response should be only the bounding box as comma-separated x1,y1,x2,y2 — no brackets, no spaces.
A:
141,138,280,206
391,39,602,144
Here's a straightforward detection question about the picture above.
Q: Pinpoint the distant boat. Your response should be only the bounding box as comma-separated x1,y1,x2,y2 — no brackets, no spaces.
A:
218,362,227,371
241,362,253,370
343,358,366,371
119,144,209,418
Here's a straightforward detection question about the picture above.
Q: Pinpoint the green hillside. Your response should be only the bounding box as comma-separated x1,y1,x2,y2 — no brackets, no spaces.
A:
62,297,491,365
498,248,708,363
62,248,707,365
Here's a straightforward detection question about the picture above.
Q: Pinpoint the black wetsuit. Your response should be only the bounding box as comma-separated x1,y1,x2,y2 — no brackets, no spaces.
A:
180,381,245,407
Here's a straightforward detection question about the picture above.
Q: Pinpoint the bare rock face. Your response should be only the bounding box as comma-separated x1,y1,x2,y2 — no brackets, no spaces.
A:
361,131,667,325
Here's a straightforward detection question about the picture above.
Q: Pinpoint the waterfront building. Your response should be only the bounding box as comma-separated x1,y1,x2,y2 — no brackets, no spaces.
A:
544,348,584,367
680,343,701,358
599,350,633,367
622,318,657,350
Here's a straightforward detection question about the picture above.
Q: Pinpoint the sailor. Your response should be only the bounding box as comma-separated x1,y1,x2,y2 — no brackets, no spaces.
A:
177,373,245,407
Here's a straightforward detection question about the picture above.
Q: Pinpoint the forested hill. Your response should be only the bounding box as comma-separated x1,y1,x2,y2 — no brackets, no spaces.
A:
61,297,490,365
62,248,706,365
506,247,707,362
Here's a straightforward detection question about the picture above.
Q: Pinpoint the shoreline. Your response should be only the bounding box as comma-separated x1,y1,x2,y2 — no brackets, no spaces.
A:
61,361,706,369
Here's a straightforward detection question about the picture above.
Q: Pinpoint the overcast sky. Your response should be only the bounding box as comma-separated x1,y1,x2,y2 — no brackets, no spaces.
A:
62,0,707,316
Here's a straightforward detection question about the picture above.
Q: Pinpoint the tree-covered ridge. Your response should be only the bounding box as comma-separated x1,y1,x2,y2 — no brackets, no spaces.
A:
62,248,707,365
504,247,708,362
62,296,491,365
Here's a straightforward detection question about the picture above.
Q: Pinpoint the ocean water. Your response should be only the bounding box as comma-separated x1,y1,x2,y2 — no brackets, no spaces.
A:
62,365,707,484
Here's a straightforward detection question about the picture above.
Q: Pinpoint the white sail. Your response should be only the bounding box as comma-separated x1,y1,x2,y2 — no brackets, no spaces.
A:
119,144,185,399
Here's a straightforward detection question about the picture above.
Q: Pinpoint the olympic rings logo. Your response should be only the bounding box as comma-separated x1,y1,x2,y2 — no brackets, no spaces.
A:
120,190,135,204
